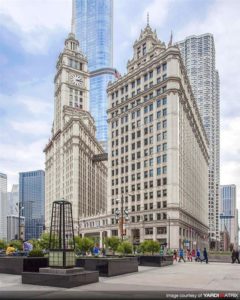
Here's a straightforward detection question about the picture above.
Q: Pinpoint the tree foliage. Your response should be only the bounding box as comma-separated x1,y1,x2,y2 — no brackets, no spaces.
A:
28,239,40,249
104,236,120,255
75,237,94,254
0,240,7,250
140,240,160,255
117,241,133,255
9,240,23,251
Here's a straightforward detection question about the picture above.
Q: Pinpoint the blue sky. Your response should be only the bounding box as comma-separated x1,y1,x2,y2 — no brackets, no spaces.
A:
0,0,240,208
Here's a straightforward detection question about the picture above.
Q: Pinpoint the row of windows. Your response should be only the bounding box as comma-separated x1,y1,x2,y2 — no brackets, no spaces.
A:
112,186,168,197
111,178,167,192
111,63,167,99
111,84,167,110
111,154,167,167
112,142,168,158
111,119,167,139
68,58,83,70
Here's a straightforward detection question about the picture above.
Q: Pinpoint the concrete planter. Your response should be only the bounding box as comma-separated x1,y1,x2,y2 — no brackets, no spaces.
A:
208,255,232,263
76,256,138,277
0,257,48,274
138,255,173,267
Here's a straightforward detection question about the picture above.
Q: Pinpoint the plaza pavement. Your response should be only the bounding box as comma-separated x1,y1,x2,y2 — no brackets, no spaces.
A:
0,261,239,299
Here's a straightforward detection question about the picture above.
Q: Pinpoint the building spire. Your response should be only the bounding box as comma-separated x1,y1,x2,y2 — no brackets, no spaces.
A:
147,12,150,26
71,0,76,35
168,30,173,47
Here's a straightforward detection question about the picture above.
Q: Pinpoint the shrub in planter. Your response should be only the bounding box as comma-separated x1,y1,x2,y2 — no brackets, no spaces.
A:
28,249,44,257
9,240,23,251
104,237,120,255
0,240,7,250
140,240,160,255
117,241,133,255
75,236,94,255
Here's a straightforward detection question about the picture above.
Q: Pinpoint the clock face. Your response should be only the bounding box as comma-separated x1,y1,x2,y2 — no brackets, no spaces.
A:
70,73,83,86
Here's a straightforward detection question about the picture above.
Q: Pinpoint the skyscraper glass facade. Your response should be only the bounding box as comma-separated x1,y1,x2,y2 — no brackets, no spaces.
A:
75,0,115,147
19,170,45,240
220,185,238,247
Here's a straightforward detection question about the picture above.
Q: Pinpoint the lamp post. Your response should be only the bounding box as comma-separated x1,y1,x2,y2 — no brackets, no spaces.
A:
166,213,171,250
18,202,24,240
115,194,129,241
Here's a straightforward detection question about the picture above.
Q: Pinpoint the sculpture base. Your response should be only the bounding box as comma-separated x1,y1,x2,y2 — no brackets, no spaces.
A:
22,267,99,288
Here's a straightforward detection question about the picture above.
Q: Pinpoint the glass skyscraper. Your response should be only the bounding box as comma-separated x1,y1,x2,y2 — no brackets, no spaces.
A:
220,185,239,248
75,0,115,149
19,170,45,240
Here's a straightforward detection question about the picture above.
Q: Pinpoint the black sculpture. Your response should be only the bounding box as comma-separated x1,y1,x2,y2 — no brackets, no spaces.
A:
49,199,75,268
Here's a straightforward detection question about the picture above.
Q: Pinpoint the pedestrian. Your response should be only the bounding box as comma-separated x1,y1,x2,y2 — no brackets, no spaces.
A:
187,249,192,262
173,249,178,262
195,248,201,262
201,247,208,263
235,249,240,263
23,241,33,256
231,249,236,263
191,249,196,260
6,244,16,256
231,248,240,263
178,248,186,262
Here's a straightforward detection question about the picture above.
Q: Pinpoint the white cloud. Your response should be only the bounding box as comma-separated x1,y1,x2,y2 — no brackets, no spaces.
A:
0,0,71,54
0,0,71,32
0,139,46,188
10,120,50,136
19,97,52,115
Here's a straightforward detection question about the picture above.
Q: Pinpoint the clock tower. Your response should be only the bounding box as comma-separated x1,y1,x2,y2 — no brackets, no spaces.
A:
44,1,107,231
54,31,89,134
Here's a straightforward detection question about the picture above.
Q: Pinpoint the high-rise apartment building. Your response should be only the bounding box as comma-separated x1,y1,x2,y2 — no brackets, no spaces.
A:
106,24,209,249
220,185,239,249
44,17,107,231
19,170,45,240
8,184,19,216
177,34,220,248
75,0,115,149
0,173,8,240
7,215,25,241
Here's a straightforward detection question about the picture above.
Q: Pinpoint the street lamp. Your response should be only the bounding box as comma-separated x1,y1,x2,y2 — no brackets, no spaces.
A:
166,213,171,250
115,194,129,241
18,202,24,240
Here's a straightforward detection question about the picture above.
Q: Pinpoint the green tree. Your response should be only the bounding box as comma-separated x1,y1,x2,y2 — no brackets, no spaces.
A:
104,236,120,255
38,232,58,250
0,240,7,250
9,240,23,251
140,240,160,255
75,237,94,255
117,241,133,255
28,239,40,249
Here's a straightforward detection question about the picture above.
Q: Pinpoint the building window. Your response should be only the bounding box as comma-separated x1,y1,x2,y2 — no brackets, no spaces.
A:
145,228,153,235
157,227,167,234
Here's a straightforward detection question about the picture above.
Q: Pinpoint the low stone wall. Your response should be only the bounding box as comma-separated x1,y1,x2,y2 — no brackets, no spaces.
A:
0,257,48,274
139,255,173,267
208,255,232,263
76,257,138,277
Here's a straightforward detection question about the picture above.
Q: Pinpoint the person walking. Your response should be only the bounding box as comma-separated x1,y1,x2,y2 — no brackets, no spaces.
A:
173,249,178,262
201,247,208,263
195,248,201,262
178,248,186,262
235,249,240,263
232,249,240,263
187,249,192,262
231,249,236,263
191,249,196,260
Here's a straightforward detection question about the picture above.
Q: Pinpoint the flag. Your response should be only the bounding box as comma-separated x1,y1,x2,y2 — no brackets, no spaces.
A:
114,69,121,79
